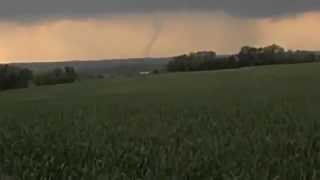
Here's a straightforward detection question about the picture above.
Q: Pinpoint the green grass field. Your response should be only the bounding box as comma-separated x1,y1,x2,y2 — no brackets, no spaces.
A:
1,63,320,179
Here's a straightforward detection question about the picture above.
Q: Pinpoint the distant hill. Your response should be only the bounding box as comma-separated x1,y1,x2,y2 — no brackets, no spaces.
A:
13,57,171,76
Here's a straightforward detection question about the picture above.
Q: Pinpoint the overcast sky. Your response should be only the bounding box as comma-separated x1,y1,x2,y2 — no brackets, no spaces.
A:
0,0,320,62
1,0,320,20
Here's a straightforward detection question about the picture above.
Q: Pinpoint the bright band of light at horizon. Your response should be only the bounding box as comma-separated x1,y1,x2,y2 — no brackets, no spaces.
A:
0,11,320,63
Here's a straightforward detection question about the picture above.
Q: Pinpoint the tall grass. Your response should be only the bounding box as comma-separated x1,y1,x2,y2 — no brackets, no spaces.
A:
1,63,320,179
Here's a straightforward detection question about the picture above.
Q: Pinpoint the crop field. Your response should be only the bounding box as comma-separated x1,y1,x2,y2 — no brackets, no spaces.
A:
1,63,320,179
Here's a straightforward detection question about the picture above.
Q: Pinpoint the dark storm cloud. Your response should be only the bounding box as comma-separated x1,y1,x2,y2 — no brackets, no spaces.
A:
0,0,320,21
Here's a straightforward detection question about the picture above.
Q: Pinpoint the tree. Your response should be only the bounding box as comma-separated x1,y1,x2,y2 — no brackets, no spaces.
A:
64,66,78,82
167,51,217,72
0,65,33,90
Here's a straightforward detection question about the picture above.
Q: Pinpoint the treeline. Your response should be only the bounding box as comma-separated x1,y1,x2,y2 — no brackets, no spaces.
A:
0,65,78,91
167,44,320,72
34,67,77,86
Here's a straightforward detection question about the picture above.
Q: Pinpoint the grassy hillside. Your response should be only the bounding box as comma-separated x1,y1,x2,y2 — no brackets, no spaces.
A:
1,63,320,179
